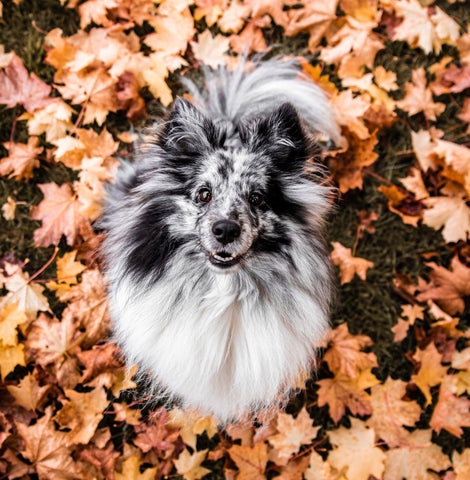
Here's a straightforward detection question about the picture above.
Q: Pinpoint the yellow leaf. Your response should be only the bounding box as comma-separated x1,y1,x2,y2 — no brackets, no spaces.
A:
0,341,25,380
174,449,210,480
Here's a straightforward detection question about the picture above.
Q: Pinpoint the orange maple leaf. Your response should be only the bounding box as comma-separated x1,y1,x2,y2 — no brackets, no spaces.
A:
30,182,92,247
331,242,374,284
0,54,53,113
0,136,42,180
228,442,269,480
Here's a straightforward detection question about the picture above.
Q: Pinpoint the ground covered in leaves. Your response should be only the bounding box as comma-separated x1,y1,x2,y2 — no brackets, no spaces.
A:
1,0,470,479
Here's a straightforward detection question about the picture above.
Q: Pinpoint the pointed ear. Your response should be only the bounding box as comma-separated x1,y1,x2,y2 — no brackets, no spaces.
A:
240,103,308,171
159,97,225,155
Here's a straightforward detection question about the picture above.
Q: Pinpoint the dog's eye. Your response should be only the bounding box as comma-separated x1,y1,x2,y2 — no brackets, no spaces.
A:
198,188,212,203
249,192,263,206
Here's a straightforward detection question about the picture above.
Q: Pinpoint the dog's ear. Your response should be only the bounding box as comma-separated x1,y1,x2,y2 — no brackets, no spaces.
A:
240,103,308,172
159,98,225,156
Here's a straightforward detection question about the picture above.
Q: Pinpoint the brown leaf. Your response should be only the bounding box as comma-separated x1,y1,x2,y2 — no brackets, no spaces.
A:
331,242,374,285
417,256,470,315
268,407,320,465
30,182,91,247
323,323,377,378
329,418,385,480
25,313,82,369
7,372,51,412
16,406,79,480
114,456,158,480
54,387,109,445
0,341,25,380
133,409,180,455
0,136,42,180
366,378,421,447
228,442,269,480
78,440,119,480
0,54,53,113
276,453,311,480
174,449,210,480
304,450,335,480
60,268,110,348
0,302,28,346
430,376,470,437
117,71,147,121
317,370,379,424
383,430,451,480
77,343,122,383
411,342,448,405
328,129,378,193
378,185,422,226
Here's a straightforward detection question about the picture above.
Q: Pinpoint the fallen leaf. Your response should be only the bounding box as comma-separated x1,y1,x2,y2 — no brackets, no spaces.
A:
383,429,451,480
268,407,320,465
174,449,210,480
0,341,25,380
328,418,385,480
0,136,42,180
168,408,218,450
366,378,421,446
228,442,269,480
190,30,230,69
304,450,335,480
411,342,448,405
416,256,470,315
134,409,180,455
1,196,16,220
30,182,91,247
323,323,376,378
7,372,51,412
453,449,470,480
331,242,374,284
0,302,28,346
115,456,158,480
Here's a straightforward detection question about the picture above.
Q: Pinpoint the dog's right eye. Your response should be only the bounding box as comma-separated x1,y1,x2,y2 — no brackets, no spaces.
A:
198,188,212,203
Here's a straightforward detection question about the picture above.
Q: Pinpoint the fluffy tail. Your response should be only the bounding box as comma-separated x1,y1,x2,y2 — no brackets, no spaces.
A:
182,57,341,145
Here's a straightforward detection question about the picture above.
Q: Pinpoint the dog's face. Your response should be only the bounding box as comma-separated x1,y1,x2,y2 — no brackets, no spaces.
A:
160,98,312,274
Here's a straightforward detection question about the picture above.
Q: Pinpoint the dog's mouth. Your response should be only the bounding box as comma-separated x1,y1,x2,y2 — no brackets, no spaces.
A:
209,251,243,268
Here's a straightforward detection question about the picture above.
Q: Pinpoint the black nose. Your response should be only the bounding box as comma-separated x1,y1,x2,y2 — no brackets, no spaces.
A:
212,220,241,245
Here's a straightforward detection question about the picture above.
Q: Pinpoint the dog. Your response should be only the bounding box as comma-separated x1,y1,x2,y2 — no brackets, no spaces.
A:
101,58,340,423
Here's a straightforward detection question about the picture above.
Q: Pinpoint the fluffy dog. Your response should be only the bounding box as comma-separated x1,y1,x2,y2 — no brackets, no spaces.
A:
101,59,340,423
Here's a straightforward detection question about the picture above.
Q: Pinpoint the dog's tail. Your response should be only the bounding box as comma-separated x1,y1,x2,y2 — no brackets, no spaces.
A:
182,57,341,145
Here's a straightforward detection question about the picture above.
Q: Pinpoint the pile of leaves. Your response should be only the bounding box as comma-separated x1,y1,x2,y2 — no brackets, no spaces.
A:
1,0,470,478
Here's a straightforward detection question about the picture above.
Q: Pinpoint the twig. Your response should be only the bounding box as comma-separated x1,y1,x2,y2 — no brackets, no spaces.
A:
28,247,59,283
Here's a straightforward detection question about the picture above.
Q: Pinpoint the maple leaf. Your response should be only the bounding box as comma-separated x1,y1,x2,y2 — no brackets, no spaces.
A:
168,408,219,450
328,418,385,480
320,18,384,78
366,378,421,447
411,129,441,172
30,182,91,248
228,442,269,480
0,302,28,346
190,30,230,69
116,71,147,121
219,0,250,33
0,262,50,320
304,450,335,480
453,449,470,480
112,402,141,426
0,53,53,113
133,409,180,455
317,369,379,424
25,99,75,143
194,0,226,27
76,343,122,383
378,184,422,227
0,341,25,380
374,65,398,91
15,406,79,480
392,304,424,342
0,136,42,180
7,372,50,412
396,68,445,121
78,440,120,480
383,429,451,480
115,456,158,480
416,256,470,315
174,449,211,480
331,91,371,140
331,242,374,284
423,196,470,243
2,196,16,220
276,454,310,480
323,323,376,378
230,19,269,53
60,268,110,348
268,407,320,465
430,376,470,437
284,0,338,50
24,313,82,369
55,387,108,444
411,342,448,405
399,167,429,200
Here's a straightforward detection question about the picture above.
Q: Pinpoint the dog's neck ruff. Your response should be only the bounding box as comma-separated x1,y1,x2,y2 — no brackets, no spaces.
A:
110,257,329,423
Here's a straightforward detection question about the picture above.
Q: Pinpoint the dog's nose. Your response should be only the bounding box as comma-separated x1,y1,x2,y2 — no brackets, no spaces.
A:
212,220,241,245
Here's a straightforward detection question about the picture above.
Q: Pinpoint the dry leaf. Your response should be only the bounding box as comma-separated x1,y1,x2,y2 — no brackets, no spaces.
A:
174,449,210,480
133,409,180,454
115,456,157,480
7,372,50,412
328,418,385,480
190,30,230,69
0,136,42,180
331,242,374,284
228,442,269,480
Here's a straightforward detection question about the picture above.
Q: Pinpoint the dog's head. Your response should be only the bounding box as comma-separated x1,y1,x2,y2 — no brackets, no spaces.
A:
157,98,321,274
105,98,330,283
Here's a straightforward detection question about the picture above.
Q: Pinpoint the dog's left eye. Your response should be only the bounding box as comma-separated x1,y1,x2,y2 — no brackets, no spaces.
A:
249,192,263,206
198,188,212,203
